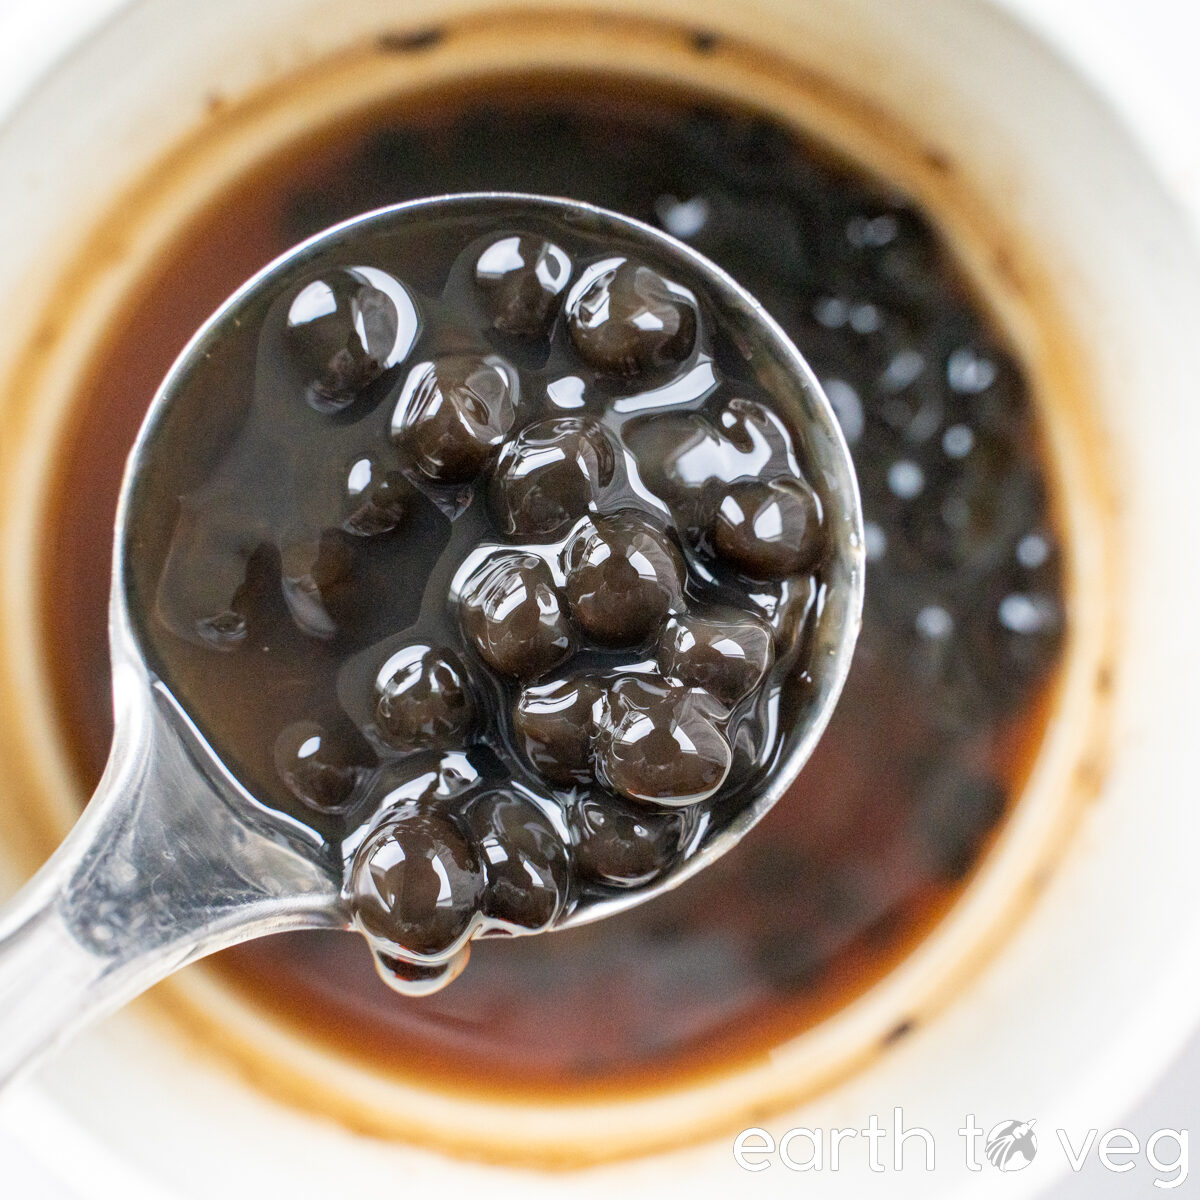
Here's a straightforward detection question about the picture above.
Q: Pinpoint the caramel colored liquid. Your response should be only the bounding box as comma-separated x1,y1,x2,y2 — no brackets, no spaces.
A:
42,74,1062,1096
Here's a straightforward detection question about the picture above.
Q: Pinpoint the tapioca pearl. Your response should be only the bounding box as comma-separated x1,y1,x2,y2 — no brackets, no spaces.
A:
342,455,414,536
941,423,975,460
878,347,926,394
563,511,685,647
565,257,698,377
822,378,864,445
571,792,687,888
915,604,954,641
886,459,925,500
512,675,602,786
391,354,517,483
716,396,798,468
654,193,711,239
846,212,900,249
373,948,470,996
279,533,355,640
286,266,416,410
459,553,575,681
946,346,999,395
374,644,475,751
153,500,263,650
848,303,882,335
488,416,617,539
596,675,732,807
864,521,888,563
997,592,1058,636
474,234,572,337
349,810,484,958
466,789,570,930
711,476,823,581
745,573,818,652
1016,532,1052,569
273,719,362,810
657,607,774,708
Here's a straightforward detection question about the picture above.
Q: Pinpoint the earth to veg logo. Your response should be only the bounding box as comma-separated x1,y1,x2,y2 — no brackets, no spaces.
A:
733,1108,1188,1187
985,1119,1038,1171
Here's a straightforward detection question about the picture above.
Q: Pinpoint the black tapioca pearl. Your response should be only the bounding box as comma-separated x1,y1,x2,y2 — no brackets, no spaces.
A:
373,949,470,996
658,607,774,707
565,257,698,377
466,789,570,930
374,644,475,751
570,791,687,888
489,416,617,540
349,809,484,958
459,552,575,681
715,396,797,466
562,511,685,647
272,719,362,811
475,234,572,337
512,675,601,786
596,675,732,807
391,354,517,483
711,476,823,580
286,266,414,409
279,532,355,640
342,455,414,536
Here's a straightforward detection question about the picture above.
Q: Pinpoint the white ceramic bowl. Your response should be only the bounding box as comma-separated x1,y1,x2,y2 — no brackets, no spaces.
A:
0,0,1197,1195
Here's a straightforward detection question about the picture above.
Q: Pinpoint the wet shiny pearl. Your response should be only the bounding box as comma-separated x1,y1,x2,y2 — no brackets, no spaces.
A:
489,416,616,539
571,792,686,887
349,810,483,958
459,553,575,681
562,511,685,647
711,476,823,580
273,720,360,810
512,675,601,785
392,354,517,482
658,607,775,707
566,257,697,376
475,234,572,337
596,675,731,807
466,789,570,930
286,267,414,409
279,534,354,640
342,455,414,536
374,644,475,751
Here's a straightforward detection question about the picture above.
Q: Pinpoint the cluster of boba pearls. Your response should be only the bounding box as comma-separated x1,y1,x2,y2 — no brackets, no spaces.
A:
155,219,830,993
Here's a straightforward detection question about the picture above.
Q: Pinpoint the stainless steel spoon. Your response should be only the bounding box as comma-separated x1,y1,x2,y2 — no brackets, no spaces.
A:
0,193,864,1088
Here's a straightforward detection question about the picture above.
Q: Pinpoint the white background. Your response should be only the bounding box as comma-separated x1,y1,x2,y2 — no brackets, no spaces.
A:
0,0,1196,1194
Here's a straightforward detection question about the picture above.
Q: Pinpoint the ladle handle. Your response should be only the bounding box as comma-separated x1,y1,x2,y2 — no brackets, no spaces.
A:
0,663,343,1089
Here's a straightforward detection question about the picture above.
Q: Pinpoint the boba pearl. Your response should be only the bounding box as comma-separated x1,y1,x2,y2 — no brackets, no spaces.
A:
711,475,824,580
391,354,517,483
374,644,475,751
512,675,602,785
349,810,484,958
286,267,411,409
272,719,361,811
571,792,687,888
466,789,570,930
459,553,576,680
489,416,617,539
566,257,698,377
279,534,354,640
342,454,414,536
475,234,572,337
374,950,469,997
658,607,775,708
596,675,731,807
563,511,685,647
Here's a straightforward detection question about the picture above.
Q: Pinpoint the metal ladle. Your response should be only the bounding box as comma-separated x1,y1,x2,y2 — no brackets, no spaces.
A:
0,194,863,1087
